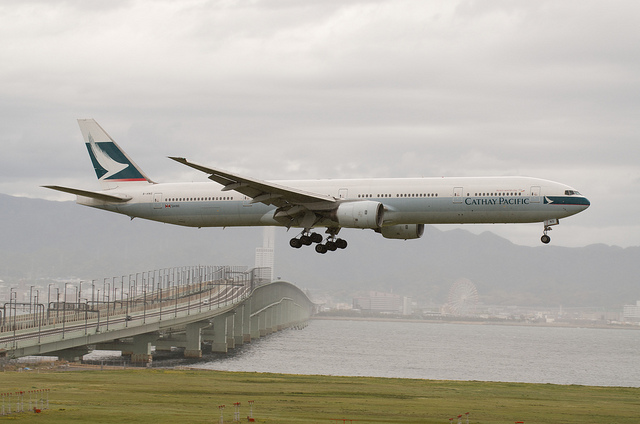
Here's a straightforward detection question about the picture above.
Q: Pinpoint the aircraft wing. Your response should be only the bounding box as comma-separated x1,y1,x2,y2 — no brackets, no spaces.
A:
169,157,337,208
42,185,132,203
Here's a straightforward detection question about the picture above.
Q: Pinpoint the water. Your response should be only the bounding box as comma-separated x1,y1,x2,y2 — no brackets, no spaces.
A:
192,319,640,387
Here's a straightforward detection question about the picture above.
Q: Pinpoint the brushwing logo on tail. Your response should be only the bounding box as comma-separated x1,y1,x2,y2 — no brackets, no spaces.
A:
85,133,146,181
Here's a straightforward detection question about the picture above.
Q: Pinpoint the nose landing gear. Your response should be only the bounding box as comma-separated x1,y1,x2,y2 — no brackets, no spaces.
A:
541,219,559,244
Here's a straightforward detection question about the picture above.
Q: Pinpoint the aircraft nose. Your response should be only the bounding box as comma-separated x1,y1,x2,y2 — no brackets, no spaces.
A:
582,196,590,209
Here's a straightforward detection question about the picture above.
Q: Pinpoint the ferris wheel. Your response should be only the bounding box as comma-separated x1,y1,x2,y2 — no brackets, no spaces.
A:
445,278,479,316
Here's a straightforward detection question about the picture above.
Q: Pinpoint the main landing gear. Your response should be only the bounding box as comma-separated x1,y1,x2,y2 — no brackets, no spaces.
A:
541,219,559,244
289,231,322,248
289,229,348,254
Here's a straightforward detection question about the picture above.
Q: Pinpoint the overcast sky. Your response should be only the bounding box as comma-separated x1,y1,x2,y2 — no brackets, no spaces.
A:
1,0,638,248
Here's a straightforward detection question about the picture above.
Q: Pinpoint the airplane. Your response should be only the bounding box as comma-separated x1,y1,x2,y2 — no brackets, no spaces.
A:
44,119,590,253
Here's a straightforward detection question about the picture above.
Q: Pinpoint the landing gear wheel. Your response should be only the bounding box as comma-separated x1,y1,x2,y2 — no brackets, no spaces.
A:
290,238,302,248
310,233,323,244
300,235,312,246
335,238,348,249
541,219,558,245
315,244,328,254
325,241,337,251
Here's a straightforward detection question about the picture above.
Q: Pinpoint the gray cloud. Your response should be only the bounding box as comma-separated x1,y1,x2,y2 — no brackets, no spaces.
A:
1,0,638,247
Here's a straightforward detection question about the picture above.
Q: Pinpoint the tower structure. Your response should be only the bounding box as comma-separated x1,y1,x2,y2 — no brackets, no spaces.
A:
254,227,275,282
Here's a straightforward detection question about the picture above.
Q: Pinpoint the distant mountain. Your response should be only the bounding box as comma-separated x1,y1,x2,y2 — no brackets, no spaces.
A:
0,193,261,280
278,225,640,308
1,194,638,307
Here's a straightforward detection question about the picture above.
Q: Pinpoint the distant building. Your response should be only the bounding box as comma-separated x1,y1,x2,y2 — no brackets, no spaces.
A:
0,280,7,299
623,301,640,322
353,291,412,315
254,227,275,282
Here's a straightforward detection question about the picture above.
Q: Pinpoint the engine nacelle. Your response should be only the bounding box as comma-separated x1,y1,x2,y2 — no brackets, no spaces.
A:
379,224,425,240
332,201,384,229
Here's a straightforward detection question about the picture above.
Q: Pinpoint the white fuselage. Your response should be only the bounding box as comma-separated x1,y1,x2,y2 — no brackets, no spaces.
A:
77,176,590,229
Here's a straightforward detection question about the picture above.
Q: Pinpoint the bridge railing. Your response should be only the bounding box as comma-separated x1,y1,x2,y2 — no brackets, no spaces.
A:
0,266,272,337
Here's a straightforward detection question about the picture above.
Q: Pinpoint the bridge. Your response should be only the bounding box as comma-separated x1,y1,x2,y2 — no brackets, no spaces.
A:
0,266,315,363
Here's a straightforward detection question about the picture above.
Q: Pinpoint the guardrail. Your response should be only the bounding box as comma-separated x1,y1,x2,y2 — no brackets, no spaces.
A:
1,265,272,352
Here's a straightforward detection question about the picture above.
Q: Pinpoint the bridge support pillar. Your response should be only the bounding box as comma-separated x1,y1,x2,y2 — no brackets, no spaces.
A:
185,320,210,358
276,303,284,331
285,303,292,329
233,305,244,346
127,333,157,364
226,314,235,350
155,335,186,352
250,312,260,339
283,300,291,329
211,315,229,353
265,307,274,335
259,311,267,337
242,300,252,343
55,347,89,362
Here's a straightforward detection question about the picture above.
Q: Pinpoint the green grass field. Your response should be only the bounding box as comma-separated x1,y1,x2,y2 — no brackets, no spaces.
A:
1,368,639,423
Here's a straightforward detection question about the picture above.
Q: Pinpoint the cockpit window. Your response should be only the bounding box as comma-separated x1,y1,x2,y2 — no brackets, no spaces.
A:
565,190,581,196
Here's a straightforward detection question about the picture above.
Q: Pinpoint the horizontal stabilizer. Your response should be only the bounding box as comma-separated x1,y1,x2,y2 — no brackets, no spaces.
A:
42,185,132,203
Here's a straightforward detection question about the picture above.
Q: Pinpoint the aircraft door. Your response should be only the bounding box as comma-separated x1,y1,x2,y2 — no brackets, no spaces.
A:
153,193,163,209
453,187,463,203
530,186,541,203
338,188,348,199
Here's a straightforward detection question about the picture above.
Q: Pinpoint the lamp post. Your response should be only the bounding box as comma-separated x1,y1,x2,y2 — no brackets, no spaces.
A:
143,285,147,324
29,285,34,314
159,287,163,321
124,293,130,327
35,289,42,342
105,283,110,331
112,277,117,312
74,285,79,319
9,288,16,346
91,280,96,310
96,288,100,332
121,276,125,310
55,288,60,319
62,283,73,339
47,283,55,321
80,298,89,335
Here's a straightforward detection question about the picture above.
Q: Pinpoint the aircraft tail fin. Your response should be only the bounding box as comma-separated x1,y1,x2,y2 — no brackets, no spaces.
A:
78,119,154,189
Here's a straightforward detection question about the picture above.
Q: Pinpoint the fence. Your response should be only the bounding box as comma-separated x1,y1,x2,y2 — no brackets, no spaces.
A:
1,265,271,343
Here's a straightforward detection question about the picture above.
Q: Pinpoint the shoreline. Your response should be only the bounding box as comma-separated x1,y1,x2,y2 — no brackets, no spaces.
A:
311,315,640,330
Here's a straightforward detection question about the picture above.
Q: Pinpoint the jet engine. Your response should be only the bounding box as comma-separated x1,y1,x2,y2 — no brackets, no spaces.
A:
378,224,425,240
332,201,384,229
